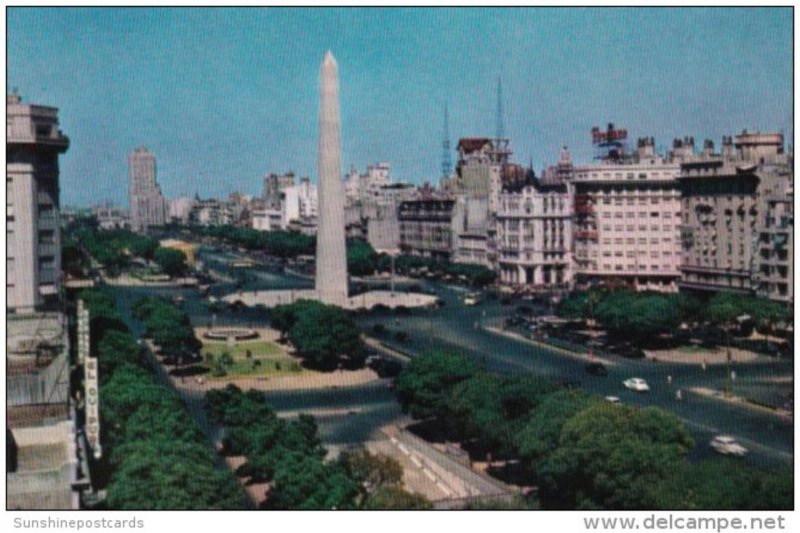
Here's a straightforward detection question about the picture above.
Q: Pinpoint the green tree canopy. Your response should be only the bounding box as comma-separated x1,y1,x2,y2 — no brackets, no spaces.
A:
154,247,188,277
538,404,694,510
394,351,481,420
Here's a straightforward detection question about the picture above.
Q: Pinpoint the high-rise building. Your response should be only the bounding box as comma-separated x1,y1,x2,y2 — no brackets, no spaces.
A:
573,128,682,291
128,146,167,233
678,131,791,297
7,92,70,313
6,92,78,509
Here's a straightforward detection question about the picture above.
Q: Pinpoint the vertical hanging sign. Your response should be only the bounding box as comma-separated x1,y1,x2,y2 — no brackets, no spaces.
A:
78,299,102,459
77,300,90,364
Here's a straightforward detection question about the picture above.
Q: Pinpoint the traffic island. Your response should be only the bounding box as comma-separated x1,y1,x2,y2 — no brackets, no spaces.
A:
688,387,793,419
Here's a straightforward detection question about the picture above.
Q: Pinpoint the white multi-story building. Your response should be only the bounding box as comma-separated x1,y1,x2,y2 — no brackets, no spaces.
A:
345,162,392,204
6,92,70,313
92,203,129,229
168,196,196,224
128,146,167,232
573,135,682,291
495,149,574,288
252,176,317,231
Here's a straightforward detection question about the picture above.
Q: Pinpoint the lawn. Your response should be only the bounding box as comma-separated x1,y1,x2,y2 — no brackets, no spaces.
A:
200,340,309,379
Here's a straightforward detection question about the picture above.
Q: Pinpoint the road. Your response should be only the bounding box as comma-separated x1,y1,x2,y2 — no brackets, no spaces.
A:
354,283,794,468
113,243,794,469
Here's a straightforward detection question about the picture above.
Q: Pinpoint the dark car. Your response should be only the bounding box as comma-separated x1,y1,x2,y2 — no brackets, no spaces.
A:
585,362,608,377
368,357,403,378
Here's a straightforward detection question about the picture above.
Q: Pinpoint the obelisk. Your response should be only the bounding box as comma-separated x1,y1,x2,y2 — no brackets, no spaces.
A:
315,50,348,306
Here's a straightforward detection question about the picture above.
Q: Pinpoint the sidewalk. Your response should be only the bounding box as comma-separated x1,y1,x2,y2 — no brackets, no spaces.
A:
484,326,618,367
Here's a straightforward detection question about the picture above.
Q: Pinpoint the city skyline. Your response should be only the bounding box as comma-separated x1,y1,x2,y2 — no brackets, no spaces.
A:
7,7,793,207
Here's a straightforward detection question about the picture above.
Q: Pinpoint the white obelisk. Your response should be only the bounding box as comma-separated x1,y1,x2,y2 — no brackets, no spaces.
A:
315,50,348,306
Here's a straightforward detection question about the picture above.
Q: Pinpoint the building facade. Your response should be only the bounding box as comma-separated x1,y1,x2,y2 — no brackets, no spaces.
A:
496,151,574,288
7,92,70,313
678,131,792,298
573,133,682,291
398,198,457,261
128,146,167,232
754,169,793,303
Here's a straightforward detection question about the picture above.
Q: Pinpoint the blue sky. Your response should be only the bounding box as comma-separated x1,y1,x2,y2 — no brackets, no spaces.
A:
7,7,793,207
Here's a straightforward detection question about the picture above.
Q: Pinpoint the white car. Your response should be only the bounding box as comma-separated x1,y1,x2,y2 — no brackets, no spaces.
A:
463,293,481,306
709,435,748,457
623,377,650,392
604,396,621,404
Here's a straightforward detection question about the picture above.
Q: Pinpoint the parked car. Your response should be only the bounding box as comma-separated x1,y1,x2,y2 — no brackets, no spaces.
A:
709,435,748,457
585,362,608,376
623,377,650,392
604,396,621,404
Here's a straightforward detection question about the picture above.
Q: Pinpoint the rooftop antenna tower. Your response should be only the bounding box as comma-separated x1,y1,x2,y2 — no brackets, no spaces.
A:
441,104,452,179
496,77,505,140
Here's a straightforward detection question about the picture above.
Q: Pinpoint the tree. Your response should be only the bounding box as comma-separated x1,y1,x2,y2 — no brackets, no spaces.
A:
154,247,188,277
287,301,365,369
265,456,360,510
705,292,747,395
347,239,379,277
96,330,141,377
515,389,598,481
394,351,480,421
652,459,793,510
129,237,160,260
106,439,245,510
446,373,508,446
337,450,403,497
364,486,432,510
594,291,685,340
537,404,694,510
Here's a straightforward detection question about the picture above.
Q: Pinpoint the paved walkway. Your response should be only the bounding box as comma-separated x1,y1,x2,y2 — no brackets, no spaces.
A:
178,367,381,393
223,289,437,310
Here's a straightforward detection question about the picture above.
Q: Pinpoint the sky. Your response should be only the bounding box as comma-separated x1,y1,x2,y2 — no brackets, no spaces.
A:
6,7,793,207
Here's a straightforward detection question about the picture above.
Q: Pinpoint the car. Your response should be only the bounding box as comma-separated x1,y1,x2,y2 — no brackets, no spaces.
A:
561,379,582,390
604,396,621,404
585,362,608,376
709,435,748,457
623,377,650,392
367,356,404,378
464,293,482,306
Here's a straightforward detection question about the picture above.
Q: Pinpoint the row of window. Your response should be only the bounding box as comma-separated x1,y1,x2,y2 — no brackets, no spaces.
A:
601,211,679,219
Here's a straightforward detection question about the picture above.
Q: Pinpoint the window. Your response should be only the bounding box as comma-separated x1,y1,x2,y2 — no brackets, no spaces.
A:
39,255,55,269
39,229,55,244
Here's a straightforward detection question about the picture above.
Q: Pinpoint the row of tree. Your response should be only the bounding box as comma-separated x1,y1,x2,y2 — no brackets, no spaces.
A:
394,351,793,510
269,300,366,370
205,385,431,509
557,289,792,342
79,289,245,509
191,225,316,258
392,254,497,287
67,220,188,277
131,297,201,364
